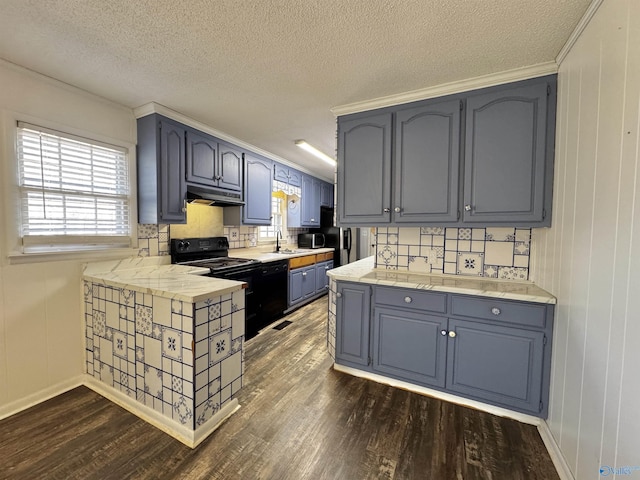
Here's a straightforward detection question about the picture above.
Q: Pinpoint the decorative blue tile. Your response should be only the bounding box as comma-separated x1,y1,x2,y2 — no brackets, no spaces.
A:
161,327,183,361
209,330,232,365
456,252,484,276
135,305,153,336
94,310,106,337
113,330,128,359
173,396,193,425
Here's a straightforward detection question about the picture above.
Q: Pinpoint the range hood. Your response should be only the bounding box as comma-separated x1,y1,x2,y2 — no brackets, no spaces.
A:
186,185,245,206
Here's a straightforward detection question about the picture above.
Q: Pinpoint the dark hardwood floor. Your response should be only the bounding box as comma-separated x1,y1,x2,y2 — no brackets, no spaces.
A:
0,297,559,480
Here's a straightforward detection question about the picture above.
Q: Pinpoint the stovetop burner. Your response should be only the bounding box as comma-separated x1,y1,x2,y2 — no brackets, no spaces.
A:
170,236,261,273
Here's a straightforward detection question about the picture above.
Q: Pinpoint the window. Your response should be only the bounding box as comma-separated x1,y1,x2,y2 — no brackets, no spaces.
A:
259,191,284,240
17,122,132,250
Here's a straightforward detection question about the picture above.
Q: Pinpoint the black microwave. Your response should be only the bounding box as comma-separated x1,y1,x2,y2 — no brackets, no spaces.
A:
298,233,325,249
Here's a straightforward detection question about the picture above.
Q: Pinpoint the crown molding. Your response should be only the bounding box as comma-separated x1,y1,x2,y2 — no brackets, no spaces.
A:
556,0,604,65
133,102,332,181
330,62,558,116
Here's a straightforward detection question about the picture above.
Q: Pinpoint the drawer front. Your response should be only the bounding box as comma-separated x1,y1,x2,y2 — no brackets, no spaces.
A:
450,296,546,328
375,286,446,313
289,255,316,269
316,252,334,262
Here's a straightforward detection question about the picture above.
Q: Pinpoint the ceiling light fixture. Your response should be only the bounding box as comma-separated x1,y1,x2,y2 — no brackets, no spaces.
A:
295,140,336,166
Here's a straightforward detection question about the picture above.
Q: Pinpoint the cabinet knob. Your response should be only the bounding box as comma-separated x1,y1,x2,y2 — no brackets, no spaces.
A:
404,296,412,304
325,266,330,270
336,292,342,298
182,199,188,213
448,331,457,338
383,208,390,213
311,218,315,222
394,207,401,213
325,285,330,289
464,204,472,211
491,307,501,315
302,272,307,277
440,330,447,336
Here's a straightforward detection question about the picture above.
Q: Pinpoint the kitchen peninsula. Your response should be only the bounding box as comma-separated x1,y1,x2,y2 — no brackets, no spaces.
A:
82,256,246,447
327,257,556,419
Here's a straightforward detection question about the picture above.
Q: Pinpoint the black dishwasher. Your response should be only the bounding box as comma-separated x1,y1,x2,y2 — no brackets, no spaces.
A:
257,260,289,329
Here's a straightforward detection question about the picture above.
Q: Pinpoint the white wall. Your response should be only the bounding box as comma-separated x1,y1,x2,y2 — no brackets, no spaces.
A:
0,61,136,416
532,0,640,477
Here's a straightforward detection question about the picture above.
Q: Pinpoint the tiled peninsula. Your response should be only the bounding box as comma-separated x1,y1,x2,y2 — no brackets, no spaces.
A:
83,257,246,447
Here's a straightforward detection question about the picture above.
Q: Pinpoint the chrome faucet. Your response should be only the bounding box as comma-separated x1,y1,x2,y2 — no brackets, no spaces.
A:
276,230,283,252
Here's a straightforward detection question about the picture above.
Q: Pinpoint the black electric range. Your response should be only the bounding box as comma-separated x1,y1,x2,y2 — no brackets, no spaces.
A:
171,237,263,338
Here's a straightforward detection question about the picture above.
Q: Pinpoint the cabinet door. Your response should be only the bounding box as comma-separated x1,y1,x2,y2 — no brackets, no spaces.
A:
218,141,243,192
301,266,317,298
243,154,273,225
301,175,321,226
159,119,187,223
463,82,548,224
337,113,392,224
321,182,334,208
288,169,302,188
372,308,448,388
446,319,544,414
315,260,332,294
288,269,304,306
335,282,371,367
394,100,460,223
274,164,289,183
186,130,217,187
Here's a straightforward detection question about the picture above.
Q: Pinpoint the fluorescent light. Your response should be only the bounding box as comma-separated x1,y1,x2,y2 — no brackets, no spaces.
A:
295,140,336,166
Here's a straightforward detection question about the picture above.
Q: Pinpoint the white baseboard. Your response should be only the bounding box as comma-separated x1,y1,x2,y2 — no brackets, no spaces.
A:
538,420,575,480
84,375,240,448
333,364,541,425
0,375,84,421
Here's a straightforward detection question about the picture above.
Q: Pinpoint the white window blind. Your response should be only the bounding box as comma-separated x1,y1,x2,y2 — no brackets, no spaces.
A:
17,122,132,249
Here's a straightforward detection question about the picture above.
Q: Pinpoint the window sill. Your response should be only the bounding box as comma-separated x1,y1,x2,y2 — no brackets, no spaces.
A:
7,247,141,265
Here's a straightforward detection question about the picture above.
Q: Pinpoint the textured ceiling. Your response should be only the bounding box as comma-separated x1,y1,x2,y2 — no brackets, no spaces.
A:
0,0,591,180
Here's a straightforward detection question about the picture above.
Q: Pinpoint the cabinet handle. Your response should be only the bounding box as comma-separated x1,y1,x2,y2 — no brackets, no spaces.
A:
383,208,390,213
491,307,501,315
336,292,342,298
182,199,187,213
464,204,472,211
404,296,412,304
448,331,457,338
394,207,401,213
440,330,447,336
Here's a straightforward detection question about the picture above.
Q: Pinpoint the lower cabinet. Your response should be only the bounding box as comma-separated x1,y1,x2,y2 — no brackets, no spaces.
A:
315,260,333,294
334,281,553,417
289,265,316,306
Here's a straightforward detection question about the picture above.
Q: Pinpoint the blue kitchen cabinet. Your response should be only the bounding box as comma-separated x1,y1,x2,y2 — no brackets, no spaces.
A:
337,113,392,224
462,81,553,224
336,75,556,227
301,174,322,227
393,99,461,223
446,318,545,415
288,265,317,306
373,307,448,388
335,282,371,368
334,283,554,417
187,131,243,192
320,181,334,208
315,260,333,294
242,154,273,225
137,114,187,224
274,163,302,187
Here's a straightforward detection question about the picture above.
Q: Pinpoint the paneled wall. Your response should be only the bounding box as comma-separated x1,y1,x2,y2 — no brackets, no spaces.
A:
0,61,137,416
532,0,640,477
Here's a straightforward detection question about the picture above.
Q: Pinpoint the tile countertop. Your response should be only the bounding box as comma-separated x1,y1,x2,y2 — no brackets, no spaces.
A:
83,256,245,303
327,257,556,305
228,246,334,263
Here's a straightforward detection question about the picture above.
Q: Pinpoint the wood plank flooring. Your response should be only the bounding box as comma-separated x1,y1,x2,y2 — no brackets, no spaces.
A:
0,297,560,479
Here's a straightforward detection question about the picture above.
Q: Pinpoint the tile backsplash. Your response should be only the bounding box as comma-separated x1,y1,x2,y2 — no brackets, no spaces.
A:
375,227,531,280
137,224,169,257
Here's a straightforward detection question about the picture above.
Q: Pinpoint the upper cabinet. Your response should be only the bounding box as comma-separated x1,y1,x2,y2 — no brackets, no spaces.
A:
242,153,273,225
301,174,322,227
462,83,549,224
186,131,242,192
320,181,334,208
274,163,302,187
137,114,187,224
336,75,556,227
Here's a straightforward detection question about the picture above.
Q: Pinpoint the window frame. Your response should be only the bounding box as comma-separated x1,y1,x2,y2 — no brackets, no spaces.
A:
3,113,139,264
